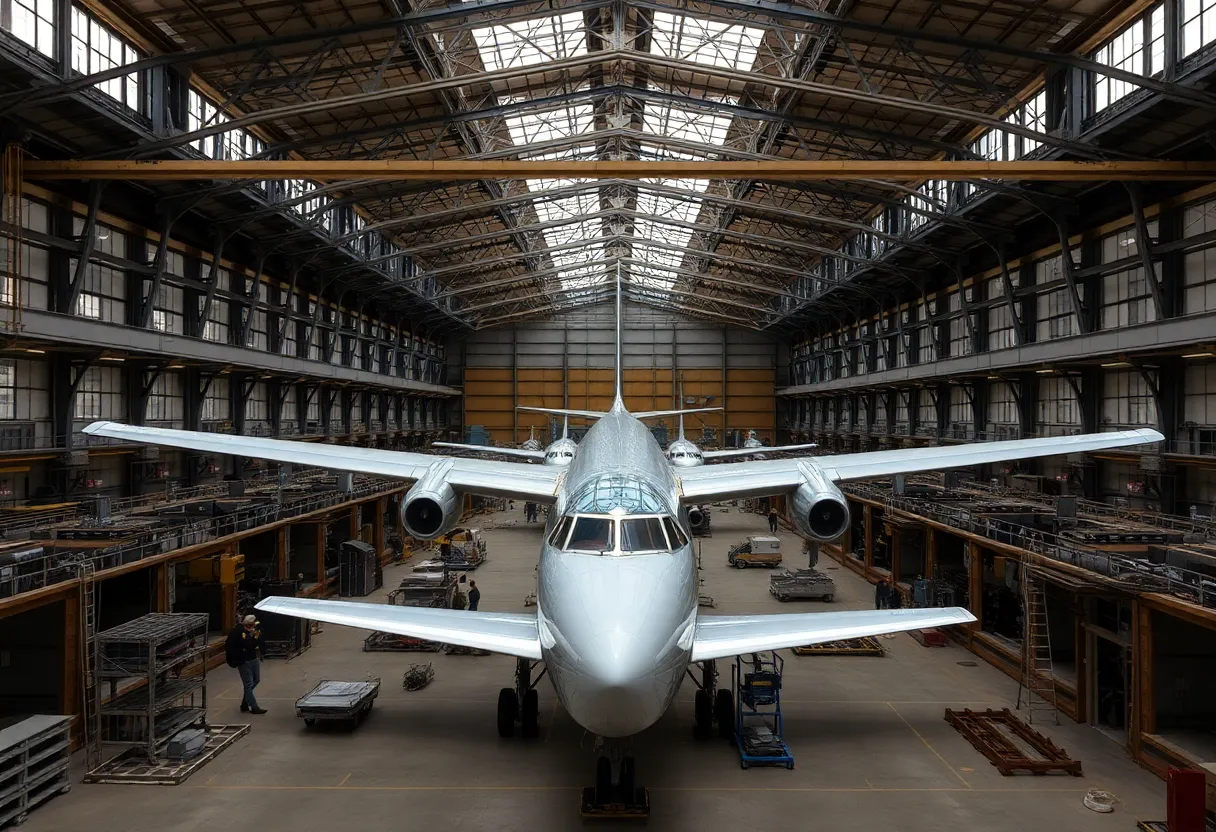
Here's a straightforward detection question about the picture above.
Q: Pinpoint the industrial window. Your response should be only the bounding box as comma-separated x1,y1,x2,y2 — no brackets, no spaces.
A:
145,372,183,424
70,220,125,322
0,360,14,420
305,389,320,423
987,272,1019,351
1036,376,1080,436
649,11,765,71
1184,363,1216,426
1,0,55,58
947,387,972,439
987,383,1019,431
1103,370,1157,427
73,366,121,421
245,381,270,435
250,281,270,352
1183,0,1216,57
1100,225,1158,329
71,7,142,112
202,376,229,423
471,11,585,72
1183,199,1216,312
1092,5,1165,114
948,291,972,357
917,388,936,434
1035,253,1083,341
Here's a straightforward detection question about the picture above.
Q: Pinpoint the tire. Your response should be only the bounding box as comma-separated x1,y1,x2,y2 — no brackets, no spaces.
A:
740,761,749,770
595,757,613,806
735,560,747,569
304,718,315,728
823,595,834,602
521,689,540,738
693,689,712,739
619,757,636,804
497,688,518,738
715,689,734,740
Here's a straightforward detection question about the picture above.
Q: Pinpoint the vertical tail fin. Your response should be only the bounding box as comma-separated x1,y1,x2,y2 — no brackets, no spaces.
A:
677,378,685,440
562,415,569,439
613,263,624,411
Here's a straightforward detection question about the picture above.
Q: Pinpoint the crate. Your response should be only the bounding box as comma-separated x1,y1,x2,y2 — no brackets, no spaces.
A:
0,716,71,828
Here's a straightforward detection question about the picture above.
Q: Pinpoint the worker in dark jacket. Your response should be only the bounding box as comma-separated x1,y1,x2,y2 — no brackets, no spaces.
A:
768,508,779,534
875,578,891,610
225,614,267,714
467,580,481,612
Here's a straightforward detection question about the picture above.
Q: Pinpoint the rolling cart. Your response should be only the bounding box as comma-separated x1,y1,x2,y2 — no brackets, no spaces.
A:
733,652,794,770
295,680,380,730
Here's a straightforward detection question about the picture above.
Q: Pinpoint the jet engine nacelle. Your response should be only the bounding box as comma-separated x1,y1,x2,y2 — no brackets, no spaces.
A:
790,463,850,542
688,506,708,532
400,460,460,540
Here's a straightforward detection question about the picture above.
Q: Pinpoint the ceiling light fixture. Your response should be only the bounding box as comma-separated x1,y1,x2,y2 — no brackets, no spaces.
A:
1101,361,1132,368
24,348,45,354
1035,368,1055,374
1183,352,1215,359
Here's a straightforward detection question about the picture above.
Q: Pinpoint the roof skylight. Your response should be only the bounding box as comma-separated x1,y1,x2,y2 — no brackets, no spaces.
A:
471,11,586,71
649,11,766,71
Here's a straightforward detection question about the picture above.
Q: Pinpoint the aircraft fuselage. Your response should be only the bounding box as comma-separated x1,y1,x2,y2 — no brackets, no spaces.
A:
535,406,698,737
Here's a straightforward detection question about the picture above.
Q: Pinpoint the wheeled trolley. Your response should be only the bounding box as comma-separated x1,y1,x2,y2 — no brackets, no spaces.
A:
295,680,380,730
733,652,794,769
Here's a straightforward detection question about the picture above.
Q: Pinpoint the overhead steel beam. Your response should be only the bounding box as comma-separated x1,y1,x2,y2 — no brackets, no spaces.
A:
28,160,1216,180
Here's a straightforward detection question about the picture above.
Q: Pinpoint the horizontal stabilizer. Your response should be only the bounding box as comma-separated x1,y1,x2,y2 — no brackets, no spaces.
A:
633,407,723,419
256,597,542,659
516,406,607,420
691,607,975,661
432,442,545,461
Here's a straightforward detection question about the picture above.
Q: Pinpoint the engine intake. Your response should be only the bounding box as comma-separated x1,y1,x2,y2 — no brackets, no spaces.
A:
400,461,460,540
687,506,707,531
790,463,850,542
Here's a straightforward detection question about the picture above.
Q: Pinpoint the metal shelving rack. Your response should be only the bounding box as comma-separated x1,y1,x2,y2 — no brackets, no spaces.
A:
0,716,72,827
95,613,210,763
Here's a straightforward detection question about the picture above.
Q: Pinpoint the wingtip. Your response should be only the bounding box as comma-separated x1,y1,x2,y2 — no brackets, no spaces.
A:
81,420,114,435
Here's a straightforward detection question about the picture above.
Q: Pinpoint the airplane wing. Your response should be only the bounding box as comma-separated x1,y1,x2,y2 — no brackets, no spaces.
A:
82,421,562,503
691,607,975,661
632,407,723,419
676,428,1162,503
702,443,818,460
432,442,546,461
257,597,541,659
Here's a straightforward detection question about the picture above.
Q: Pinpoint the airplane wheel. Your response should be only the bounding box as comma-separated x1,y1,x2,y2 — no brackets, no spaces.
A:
497,688,517,738
521,689,539,738
595,757,613,806
715,689,734,740
619,757,636,804
693,689,712,739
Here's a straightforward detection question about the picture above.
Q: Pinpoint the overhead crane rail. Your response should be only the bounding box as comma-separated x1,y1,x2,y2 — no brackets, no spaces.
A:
22,160,1216,182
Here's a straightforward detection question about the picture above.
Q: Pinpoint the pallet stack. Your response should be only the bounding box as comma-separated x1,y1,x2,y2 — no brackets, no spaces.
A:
0,716,71,828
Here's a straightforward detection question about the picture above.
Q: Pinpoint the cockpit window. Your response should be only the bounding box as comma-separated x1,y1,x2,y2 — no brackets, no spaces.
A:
568,475,667,514
663,516,688,548
567,517,615,553
621,517,668,552
548,516,573,548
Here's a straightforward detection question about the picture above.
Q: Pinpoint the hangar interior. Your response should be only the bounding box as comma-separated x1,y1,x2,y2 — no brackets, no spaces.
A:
2,0,1216,827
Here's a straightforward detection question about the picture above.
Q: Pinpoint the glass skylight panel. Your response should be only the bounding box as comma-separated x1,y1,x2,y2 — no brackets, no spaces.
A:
649,11,765,71
642,101,733,149
503,100,595,147
472,12,586,71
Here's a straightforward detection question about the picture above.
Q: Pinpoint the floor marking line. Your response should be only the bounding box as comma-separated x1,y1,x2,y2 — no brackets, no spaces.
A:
195,784,1096,794
887,702,973,790
338,773,352,787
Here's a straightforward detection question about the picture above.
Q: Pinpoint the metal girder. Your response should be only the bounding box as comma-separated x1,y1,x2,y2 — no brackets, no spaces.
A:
57,49,1116,160
0,0,602,112
29,160,1216,180
654,0,1216,111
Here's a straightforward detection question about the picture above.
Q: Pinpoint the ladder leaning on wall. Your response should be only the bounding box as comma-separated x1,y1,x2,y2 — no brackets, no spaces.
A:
1016,565,1059,725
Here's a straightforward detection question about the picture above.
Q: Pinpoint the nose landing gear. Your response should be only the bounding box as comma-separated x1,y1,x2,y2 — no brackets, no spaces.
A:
581,738,650,819
498,657,545,738
689,659,733,740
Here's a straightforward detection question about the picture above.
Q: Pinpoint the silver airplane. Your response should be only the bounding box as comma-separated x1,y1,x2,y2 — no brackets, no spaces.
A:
434,416,578,466
82,279,1163,800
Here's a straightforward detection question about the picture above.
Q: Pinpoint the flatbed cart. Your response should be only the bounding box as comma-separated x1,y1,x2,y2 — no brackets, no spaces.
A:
733,653,794,770
296,679,380,730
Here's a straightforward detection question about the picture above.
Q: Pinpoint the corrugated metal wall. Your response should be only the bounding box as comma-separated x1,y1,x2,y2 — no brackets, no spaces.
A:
453,302,778,445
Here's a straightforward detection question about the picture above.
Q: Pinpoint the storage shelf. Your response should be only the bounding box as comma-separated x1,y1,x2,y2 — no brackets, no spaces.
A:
96,643,209,679
101,707,205,749
101,677,205,716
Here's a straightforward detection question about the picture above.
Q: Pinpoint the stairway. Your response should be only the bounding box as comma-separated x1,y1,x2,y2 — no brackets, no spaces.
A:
1016,567,1059,725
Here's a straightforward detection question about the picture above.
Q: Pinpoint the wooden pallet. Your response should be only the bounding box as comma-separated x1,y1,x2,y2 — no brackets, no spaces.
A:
580,786,650,820
83,725,250,785
792,637,884,656
943,708,1082,776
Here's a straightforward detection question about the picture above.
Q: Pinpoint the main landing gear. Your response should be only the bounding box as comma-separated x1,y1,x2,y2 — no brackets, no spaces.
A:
581,737,649,819
498,657,545,738
688,659,734,741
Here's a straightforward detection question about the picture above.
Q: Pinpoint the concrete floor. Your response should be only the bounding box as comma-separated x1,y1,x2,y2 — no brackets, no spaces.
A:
30,506,1166,831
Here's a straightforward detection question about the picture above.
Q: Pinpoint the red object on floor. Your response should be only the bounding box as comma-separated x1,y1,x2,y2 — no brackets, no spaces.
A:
1166,767,1205,832
908,628,946,647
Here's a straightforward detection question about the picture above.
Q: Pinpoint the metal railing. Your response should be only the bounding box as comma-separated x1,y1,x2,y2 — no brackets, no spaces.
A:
844,482,1216,609
0,476,403,600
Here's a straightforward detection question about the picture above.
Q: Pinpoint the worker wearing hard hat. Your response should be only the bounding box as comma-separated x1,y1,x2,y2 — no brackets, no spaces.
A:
225,614,267,714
